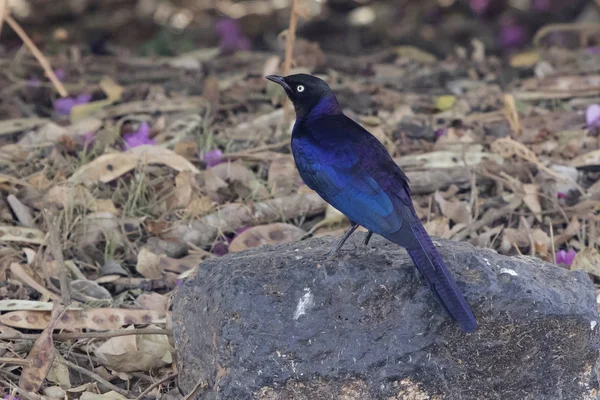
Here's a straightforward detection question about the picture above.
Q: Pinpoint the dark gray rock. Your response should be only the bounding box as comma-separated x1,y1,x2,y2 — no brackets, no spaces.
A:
173,234,600,400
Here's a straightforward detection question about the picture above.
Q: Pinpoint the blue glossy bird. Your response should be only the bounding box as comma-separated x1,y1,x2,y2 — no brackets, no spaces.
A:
266,73,477,332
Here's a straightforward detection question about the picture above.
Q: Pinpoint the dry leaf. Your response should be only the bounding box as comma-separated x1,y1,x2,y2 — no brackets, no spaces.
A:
73,212,123,248
80,391,128,400
19,305,65,392
70,280,112,301
522,184,542,222
136,248,163,279
0,308,166,330
396,150,502,170
555,216,581,246
46,185,118,214
0,226,46,245
209,162,269,199
10,263,59,301
434,192,471,224
136,293,169,312
0,300,81,312
46,353,71,388
229,223,306,252
95,325,173,372
44,386,67,399
174,140,199,160
71,77,124,121
159,253,205,274
500,227,549,256
167,171,195,209
69,145,200,185
571,149,600,169
309,205,347,233
424,217,451,239
571,248,600,277
268,156,301,196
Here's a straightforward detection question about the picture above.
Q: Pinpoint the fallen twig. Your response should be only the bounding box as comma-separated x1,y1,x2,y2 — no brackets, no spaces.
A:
282,0,299,126
452,198,522,242
135,372,179,400
0,327,172,341
0,357,30,366
168,191,327,247
62,358,131,397
4,15,68,97
43,209,72,306
0,0,7,39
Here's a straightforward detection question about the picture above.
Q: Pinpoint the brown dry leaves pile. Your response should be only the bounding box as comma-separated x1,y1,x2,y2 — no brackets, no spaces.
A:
1,16,600,400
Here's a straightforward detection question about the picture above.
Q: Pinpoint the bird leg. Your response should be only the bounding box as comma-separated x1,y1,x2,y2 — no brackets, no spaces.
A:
327,223,358,260
363,231,373,246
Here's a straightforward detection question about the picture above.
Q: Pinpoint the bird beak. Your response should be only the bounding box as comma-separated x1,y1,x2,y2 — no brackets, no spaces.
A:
265,75,291,92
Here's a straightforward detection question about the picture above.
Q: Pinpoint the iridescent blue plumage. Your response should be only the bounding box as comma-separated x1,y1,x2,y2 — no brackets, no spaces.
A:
266,74,477,332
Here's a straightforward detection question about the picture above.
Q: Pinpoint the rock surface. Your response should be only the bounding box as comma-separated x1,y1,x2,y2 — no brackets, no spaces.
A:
173,234,600,400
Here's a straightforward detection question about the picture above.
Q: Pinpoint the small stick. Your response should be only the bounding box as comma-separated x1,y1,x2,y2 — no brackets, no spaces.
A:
135,372,179,400
0,327,172,341
222,139,290,159
4,15,68,97
0,0,7,38
282,0,299,126
0,357,30,366
182,378,208,400
452,199,522,242
43,209,72,306
62,358,131,397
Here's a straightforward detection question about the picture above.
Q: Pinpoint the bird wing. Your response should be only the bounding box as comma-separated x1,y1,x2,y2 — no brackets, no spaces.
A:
293,128,403,234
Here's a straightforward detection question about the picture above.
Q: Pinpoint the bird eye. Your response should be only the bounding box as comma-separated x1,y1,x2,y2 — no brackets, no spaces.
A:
296,85,305,92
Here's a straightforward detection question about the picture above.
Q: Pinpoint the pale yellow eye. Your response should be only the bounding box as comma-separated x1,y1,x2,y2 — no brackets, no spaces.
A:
296,85,305,92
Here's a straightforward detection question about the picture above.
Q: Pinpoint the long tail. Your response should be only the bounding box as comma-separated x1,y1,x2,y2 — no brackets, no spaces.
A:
393,221,477,332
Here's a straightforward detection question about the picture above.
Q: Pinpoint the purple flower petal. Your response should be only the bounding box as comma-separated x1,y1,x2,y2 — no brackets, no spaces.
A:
533,0,550,10
557,192,568,199
435,128,447,138
26,76,41,88
212,241,229,257
499,24,527,49
123,122,155,150
203,149,223,168
586,104,600,128
555,249,577,266
470,0,490,15
81,131,96,148
585,47,600,55
53,93,92,115
216,18,251,52
54,68,66,81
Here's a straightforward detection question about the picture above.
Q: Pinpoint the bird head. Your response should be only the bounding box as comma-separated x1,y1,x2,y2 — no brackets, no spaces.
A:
266,74,340,119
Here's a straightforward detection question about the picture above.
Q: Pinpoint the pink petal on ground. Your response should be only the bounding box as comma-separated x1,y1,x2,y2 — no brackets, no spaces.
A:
499,24,526,49
563,249,577,266
470,0,490,14
81,131,96,148
586,104,600,128
555,250,567,264
216,18,251,52
203,149,223,168
555,249,577,266
123,122,155,150
212,241,229,257
53,93,92,115
533,0,551,10
54,68,66,81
